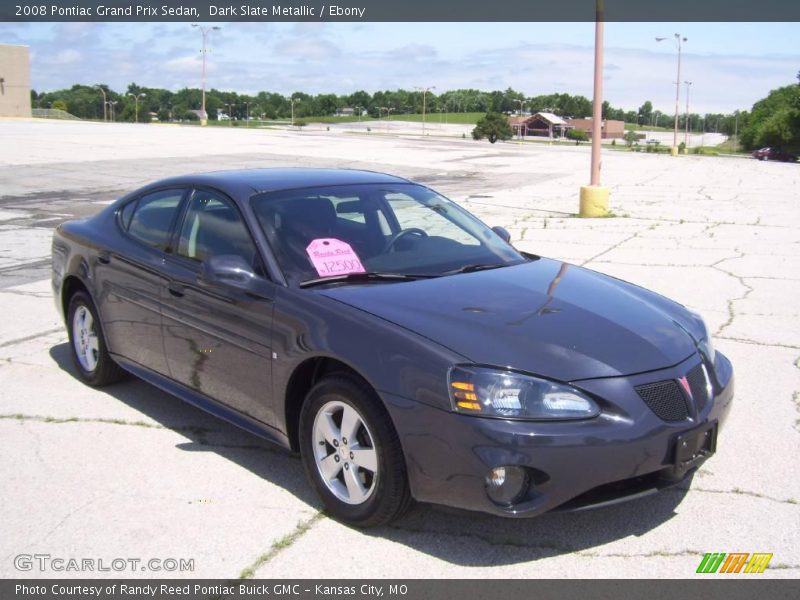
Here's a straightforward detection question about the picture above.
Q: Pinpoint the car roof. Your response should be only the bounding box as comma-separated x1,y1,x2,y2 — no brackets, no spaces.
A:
140,168,413,201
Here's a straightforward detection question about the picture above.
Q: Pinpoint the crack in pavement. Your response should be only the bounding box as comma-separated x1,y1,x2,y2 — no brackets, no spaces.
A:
710,248,754,337
387,521,729,561
793,353,800,434
0,413,216,435
684,486,799,506
715,336,800,350
579,225,654,267
238,512,325,578
1,491,113,564
0,327,63,349
0,413,291,457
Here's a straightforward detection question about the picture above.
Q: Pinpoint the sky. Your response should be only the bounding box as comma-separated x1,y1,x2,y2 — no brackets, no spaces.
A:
1,21,798,113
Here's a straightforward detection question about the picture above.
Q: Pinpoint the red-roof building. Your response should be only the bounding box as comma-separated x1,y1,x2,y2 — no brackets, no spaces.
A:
507,112,573,138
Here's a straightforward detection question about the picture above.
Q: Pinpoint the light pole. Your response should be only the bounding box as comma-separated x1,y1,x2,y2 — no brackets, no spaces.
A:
127,92,146,123
652,110,660,127
700,114,705,147
225,103,233,125
414,86,435,136
95,86,107,122
514,99,526,143
579,0,609,217
683,81,692,150
383,107,394,132
109,100,118,122
191,23,221,126
656,32,687,156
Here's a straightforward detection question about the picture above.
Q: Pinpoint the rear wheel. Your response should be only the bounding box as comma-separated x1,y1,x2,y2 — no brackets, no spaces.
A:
299,375,412,527
67,290,125,387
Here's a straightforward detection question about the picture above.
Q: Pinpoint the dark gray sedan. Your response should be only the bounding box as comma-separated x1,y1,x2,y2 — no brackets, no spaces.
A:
52,168,734,526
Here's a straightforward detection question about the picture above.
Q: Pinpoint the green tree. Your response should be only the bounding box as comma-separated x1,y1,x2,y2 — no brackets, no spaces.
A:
51,99,68,112
566,129,589,142
623,130,638,147
740,83,800,153
471,112,513,143
638,100,653,124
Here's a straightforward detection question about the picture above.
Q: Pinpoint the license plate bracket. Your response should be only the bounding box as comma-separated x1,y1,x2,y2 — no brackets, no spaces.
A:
673,421,717,474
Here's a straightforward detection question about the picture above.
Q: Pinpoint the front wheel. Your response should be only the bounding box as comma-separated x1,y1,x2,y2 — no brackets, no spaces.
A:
66,290,125,387
299,376,412,527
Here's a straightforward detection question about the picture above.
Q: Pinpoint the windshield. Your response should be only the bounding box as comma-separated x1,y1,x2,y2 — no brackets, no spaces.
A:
250,183,525,285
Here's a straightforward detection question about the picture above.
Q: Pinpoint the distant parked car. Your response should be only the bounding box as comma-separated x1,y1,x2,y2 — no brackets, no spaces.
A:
752,147,797,162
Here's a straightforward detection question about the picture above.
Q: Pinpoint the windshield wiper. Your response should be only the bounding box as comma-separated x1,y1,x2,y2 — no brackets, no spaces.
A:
299,272,435,288
445,263,508,275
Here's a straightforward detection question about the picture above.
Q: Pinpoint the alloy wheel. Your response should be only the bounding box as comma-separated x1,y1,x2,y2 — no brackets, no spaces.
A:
312,400,378,505
72,304,99,372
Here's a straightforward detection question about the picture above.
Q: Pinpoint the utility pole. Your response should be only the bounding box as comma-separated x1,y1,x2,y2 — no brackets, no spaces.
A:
415,86,435,136
683,81,692,150
95,86,107,122
191,24,221,126
579,0,609,217
656,33,687,156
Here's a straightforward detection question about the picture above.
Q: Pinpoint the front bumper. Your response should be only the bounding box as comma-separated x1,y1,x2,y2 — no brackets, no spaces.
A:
382,351,734,517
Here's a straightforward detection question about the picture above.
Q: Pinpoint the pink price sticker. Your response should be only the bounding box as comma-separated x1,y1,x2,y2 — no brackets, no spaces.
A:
306,238,366,277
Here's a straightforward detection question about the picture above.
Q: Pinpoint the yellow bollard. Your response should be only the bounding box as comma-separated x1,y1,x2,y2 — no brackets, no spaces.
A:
579,185,610,217
670,146,678,156
200,119,208,127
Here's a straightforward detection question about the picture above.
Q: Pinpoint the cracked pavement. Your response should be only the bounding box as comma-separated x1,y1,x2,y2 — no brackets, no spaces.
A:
0,119,798,578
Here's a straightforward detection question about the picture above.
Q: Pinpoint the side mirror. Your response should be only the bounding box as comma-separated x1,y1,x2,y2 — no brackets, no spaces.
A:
492,226,512,244
198,255,271,299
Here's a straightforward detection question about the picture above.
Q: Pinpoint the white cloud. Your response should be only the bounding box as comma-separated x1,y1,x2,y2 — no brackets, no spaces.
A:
10,22,799,113
51,49,82,65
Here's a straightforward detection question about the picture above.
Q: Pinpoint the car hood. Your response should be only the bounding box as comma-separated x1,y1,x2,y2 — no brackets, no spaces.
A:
319,258,699,382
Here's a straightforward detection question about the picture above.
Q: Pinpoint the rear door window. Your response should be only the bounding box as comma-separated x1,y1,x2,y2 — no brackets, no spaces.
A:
125,189,184,250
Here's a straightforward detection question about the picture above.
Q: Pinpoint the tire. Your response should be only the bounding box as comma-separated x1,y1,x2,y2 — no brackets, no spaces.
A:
66,290,125,387
299,375,412,527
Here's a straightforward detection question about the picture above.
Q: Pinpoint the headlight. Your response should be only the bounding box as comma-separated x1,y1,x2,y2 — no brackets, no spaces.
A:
688,309,716,363
448,366,600,420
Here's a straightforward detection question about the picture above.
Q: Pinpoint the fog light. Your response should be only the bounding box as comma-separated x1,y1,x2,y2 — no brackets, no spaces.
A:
485,466,530,506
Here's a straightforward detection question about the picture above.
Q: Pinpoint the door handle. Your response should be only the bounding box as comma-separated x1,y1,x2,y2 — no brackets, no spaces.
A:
167,283,184,298
97,251,111,264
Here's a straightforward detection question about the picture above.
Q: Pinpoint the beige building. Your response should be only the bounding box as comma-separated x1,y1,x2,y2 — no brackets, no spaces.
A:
0,44,32,117
566,117,626,139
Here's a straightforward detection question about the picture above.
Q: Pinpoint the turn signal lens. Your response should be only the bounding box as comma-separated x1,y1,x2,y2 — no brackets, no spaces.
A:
448,366,600,420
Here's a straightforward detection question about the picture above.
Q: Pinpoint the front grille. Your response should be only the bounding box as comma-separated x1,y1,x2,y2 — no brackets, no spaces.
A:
686,363,711,411
635,380,689,421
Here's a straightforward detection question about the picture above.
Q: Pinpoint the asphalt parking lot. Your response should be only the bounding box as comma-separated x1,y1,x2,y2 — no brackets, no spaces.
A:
0,119,798,578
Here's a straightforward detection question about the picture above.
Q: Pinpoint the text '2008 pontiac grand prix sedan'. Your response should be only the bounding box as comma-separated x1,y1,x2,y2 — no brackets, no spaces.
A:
52,168,734,526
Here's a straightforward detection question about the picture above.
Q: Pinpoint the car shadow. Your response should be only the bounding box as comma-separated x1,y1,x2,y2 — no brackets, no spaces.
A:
48,342,320,510
50,342,690,567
